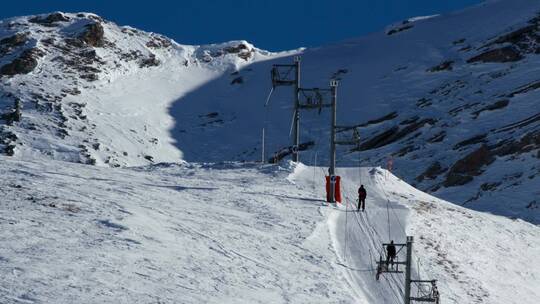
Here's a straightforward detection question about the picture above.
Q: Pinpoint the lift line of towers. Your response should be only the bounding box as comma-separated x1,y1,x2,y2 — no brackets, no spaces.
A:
264,57,440,304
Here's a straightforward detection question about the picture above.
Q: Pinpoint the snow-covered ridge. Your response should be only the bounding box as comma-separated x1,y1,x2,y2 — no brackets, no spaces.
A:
0,11,288,167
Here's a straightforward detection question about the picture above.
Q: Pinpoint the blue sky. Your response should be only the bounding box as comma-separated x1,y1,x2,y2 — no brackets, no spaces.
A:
1,0,483,51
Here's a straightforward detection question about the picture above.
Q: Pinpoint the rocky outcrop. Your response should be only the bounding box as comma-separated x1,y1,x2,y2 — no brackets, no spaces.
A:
467,46,523,63
0,32,28,54
492,130,540,157
0,48,44,76
139,54,160,68
223,43,253,60
453,134,487,150
146,35,172,49
471,100,509,118
443,131,539,187
506,81,540,98
269,141,314,163
444,145,495,187
416,161,447,182
387,21,414,35
427,60,454,72
29,12,70,26
357,118,436,151
79,22,105,47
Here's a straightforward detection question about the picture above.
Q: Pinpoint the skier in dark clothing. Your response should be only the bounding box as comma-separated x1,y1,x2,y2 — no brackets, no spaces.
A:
386,240,397,268
357,185,367,211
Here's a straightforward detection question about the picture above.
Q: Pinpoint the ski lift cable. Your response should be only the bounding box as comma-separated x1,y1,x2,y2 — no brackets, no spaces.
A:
262,86,275,163
344,191,349,263
264,87,274,107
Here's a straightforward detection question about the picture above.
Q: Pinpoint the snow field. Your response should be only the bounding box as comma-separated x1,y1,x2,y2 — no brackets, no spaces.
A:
0,157,356,303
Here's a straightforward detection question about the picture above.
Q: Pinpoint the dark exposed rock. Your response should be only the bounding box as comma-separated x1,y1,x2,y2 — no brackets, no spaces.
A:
491,25,537,46
362,112,398,125
0,32,28,48
506,80,540,98
427,60,454,72
453,134,487,150
331,69,349,80
395,145,416,157
448,102,480,116
231,76,244,85
492,130,540,156
1,101,22,125
269,141,314,163
387,22,414,35
358,126,399,151
471,99,509,118
80,73,98,81
358,118,436,151
79,22,105,47
200,112,219,119
480,182,501,191
416,98,432,108
526,201,538,209
65,37,85,48
416,161,447,182
29,13,70,26
139,54,160,68
444,145,495,187
120,50,144,62
427,131,446,143
0,48,44,76
223,43,249,54
494,112,540,133
400,116,419,125
223,43,253,60
87,14,104,23
343,112,398,131
146,35,172,49
467,46,523,63
0,129,18,156
452,38,466,45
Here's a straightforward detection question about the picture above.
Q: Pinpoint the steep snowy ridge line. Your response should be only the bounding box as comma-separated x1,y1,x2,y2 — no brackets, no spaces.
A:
0,11,294,167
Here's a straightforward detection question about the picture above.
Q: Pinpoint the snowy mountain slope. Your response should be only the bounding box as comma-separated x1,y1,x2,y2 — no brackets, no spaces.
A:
0,157,354,303
288,164,540,304
0,2,538,223
163,0,540,223
1,157,538,303
0,12,291,166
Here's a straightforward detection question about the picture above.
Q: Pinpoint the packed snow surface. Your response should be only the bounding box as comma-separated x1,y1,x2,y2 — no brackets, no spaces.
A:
1,157,538,303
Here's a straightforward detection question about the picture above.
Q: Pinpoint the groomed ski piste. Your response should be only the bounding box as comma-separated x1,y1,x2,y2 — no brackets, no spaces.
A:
1,156,538,303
